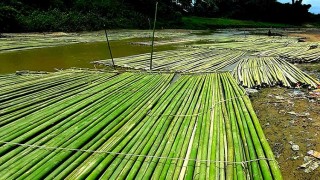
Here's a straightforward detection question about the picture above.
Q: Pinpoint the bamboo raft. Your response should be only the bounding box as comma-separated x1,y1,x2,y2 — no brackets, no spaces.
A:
0,69,282,179
93,49,246,72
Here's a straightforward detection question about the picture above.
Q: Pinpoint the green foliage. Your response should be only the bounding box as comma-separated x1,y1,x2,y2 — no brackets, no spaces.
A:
194,1,219,17
0,0,180,32
0,6,20,32
17,9,149,32
182,16,294,29
0,0,315,32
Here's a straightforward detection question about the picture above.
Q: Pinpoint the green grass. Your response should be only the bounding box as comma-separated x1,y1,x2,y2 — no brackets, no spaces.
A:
182,16,294,29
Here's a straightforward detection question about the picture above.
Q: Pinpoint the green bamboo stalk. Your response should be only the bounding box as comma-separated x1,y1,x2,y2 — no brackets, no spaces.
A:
227,73,282,180
65,76,190,179
167,77,206,180
2,74,155,179
134,77,200,179
218,73,234,180
26,75,173,179
184,75,207,179
51,75,175,180
121,77,195,179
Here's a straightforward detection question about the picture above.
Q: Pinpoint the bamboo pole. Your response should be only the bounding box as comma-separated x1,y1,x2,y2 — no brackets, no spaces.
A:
150,2,158,70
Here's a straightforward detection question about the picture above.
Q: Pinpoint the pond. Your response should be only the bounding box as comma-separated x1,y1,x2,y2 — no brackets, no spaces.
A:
0,39,177,74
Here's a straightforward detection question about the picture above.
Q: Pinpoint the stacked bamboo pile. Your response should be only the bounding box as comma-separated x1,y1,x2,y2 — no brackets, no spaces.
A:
232,57,319,88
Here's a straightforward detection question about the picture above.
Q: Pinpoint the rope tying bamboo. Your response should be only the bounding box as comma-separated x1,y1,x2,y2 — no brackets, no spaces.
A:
0,141,276,164
146,93,247,117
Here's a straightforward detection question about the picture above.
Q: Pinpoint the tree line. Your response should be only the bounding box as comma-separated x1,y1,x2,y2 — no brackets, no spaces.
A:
0,0,317,32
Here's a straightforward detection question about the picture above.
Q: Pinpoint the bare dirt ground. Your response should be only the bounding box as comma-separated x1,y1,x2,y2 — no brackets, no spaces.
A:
289,32,320,42
251,87,320,180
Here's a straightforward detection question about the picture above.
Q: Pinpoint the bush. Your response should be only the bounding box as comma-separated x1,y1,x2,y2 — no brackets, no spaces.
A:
0,0,187,32
0,6,20,32
17,8,150,32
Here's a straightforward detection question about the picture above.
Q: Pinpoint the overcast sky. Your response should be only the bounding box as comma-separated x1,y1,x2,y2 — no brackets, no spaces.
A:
277,0,320,14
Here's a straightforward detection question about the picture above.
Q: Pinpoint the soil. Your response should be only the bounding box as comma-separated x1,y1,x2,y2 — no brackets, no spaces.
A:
251,87,320,180
289,33,320,42
298,63,320,75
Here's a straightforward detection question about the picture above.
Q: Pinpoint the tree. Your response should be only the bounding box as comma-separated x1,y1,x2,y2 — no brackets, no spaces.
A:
179,0,193,13
194,0,219,17
0,6,19,32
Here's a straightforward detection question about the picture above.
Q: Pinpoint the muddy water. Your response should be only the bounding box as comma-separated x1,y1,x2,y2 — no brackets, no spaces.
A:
0,39,176,74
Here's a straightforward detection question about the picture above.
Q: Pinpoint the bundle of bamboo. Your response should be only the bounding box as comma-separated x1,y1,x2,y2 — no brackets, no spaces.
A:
232,57,319,88
253,46,320,63
0,70,282,179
